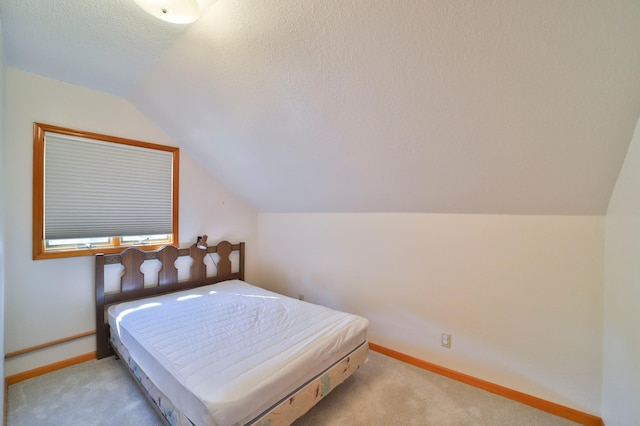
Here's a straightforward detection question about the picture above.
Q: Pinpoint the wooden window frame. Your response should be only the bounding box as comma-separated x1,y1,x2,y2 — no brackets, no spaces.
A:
32,122,179,260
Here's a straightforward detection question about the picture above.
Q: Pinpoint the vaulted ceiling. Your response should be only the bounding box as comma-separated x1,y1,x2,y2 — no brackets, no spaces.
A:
2,0,640,214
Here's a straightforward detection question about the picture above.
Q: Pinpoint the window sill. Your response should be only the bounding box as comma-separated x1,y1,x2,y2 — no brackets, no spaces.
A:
33,243,177,260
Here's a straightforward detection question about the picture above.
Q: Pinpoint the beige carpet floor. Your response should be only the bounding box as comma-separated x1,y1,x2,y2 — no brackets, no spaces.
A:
7,351,578,425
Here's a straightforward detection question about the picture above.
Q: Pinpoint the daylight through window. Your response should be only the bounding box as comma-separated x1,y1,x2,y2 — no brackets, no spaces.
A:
33,123,179,259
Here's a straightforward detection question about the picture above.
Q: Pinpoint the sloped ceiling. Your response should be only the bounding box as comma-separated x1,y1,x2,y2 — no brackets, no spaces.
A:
2,0,640,214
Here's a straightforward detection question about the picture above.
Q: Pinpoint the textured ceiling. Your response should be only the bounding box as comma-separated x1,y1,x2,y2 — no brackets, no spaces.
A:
0,0,189,95
2,0,640,214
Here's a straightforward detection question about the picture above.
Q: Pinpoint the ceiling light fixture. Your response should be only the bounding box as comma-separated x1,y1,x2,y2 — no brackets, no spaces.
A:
132,0,201,24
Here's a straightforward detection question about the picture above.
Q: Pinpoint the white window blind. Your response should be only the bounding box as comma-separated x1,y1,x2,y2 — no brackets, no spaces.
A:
44,133,174,240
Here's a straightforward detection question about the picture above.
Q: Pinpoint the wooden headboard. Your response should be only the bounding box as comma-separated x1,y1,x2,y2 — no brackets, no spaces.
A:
95,241,245,359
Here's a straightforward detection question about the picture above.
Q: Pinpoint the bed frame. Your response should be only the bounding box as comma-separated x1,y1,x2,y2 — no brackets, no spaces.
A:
95,240,368,425
95,240,245,359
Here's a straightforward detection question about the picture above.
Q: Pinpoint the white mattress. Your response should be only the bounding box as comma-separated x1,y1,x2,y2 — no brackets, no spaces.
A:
107,280,369,426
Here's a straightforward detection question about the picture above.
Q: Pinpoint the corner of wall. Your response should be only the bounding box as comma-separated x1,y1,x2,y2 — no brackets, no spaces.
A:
602,112,640,425
0,17,8,421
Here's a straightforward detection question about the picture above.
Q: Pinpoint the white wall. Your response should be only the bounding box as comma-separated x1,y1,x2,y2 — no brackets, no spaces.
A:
4,68,257,375
257,213,604,415
603,115,640,425
0,19,8,415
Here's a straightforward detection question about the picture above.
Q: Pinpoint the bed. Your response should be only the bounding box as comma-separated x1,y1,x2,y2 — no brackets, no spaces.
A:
95,240,369,426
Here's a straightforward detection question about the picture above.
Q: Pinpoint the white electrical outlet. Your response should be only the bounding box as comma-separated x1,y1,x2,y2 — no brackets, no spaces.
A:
441,333,451,348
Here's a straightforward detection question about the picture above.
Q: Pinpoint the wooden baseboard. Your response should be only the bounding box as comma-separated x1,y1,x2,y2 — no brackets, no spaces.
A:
5,352,97,387
368,343,603,426
3,345,603,425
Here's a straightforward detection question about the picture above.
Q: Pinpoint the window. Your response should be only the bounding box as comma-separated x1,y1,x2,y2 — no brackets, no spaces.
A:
33,123,179,259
